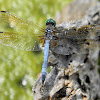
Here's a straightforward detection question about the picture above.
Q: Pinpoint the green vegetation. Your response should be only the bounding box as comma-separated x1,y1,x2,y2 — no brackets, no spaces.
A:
0,0,72,100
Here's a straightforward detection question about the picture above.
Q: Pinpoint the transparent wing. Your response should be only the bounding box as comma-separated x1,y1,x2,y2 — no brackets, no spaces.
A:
56,24,100,40
0,11,45,35
0,11,45,51
67,38,100,54
54,24,100,54
0,32,41,51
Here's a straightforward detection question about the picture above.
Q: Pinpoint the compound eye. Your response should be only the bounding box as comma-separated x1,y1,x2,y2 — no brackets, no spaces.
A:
45,19,56,27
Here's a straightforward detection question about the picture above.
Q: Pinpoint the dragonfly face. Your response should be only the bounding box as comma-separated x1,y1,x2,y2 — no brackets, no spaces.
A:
44,19,56,40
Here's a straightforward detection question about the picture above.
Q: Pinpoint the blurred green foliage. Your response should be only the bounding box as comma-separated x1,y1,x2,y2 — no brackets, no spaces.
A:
0,0,72,100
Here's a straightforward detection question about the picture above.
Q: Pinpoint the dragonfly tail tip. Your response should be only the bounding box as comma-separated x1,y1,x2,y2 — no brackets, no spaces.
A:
42,75,46,84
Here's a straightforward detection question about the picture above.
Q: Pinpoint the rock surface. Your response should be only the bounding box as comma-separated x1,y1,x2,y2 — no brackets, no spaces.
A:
33,0,100,100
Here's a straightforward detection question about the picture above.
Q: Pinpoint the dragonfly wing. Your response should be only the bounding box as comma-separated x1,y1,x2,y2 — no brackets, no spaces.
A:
52,32,100,55
68,38,100,54
0,11,45,35
53,24,100,54
0,32,41,51
56,24,100,40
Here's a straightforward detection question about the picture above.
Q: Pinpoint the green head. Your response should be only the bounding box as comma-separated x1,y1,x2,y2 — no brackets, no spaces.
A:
45,19,56,27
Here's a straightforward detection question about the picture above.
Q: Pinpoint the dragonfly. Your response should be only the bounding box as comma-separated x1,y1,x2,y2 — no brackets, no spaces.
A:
0,11,100,84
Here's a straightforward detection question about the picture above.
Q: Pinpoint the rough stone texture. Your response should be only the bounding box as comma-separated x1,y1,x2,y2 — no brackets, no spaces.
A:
33,0,100,100
56,0,100,24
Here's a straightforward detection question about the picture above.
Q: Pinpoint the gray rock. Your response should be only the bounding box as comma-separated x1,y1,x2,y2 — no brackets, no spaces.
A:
33,0,100,100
